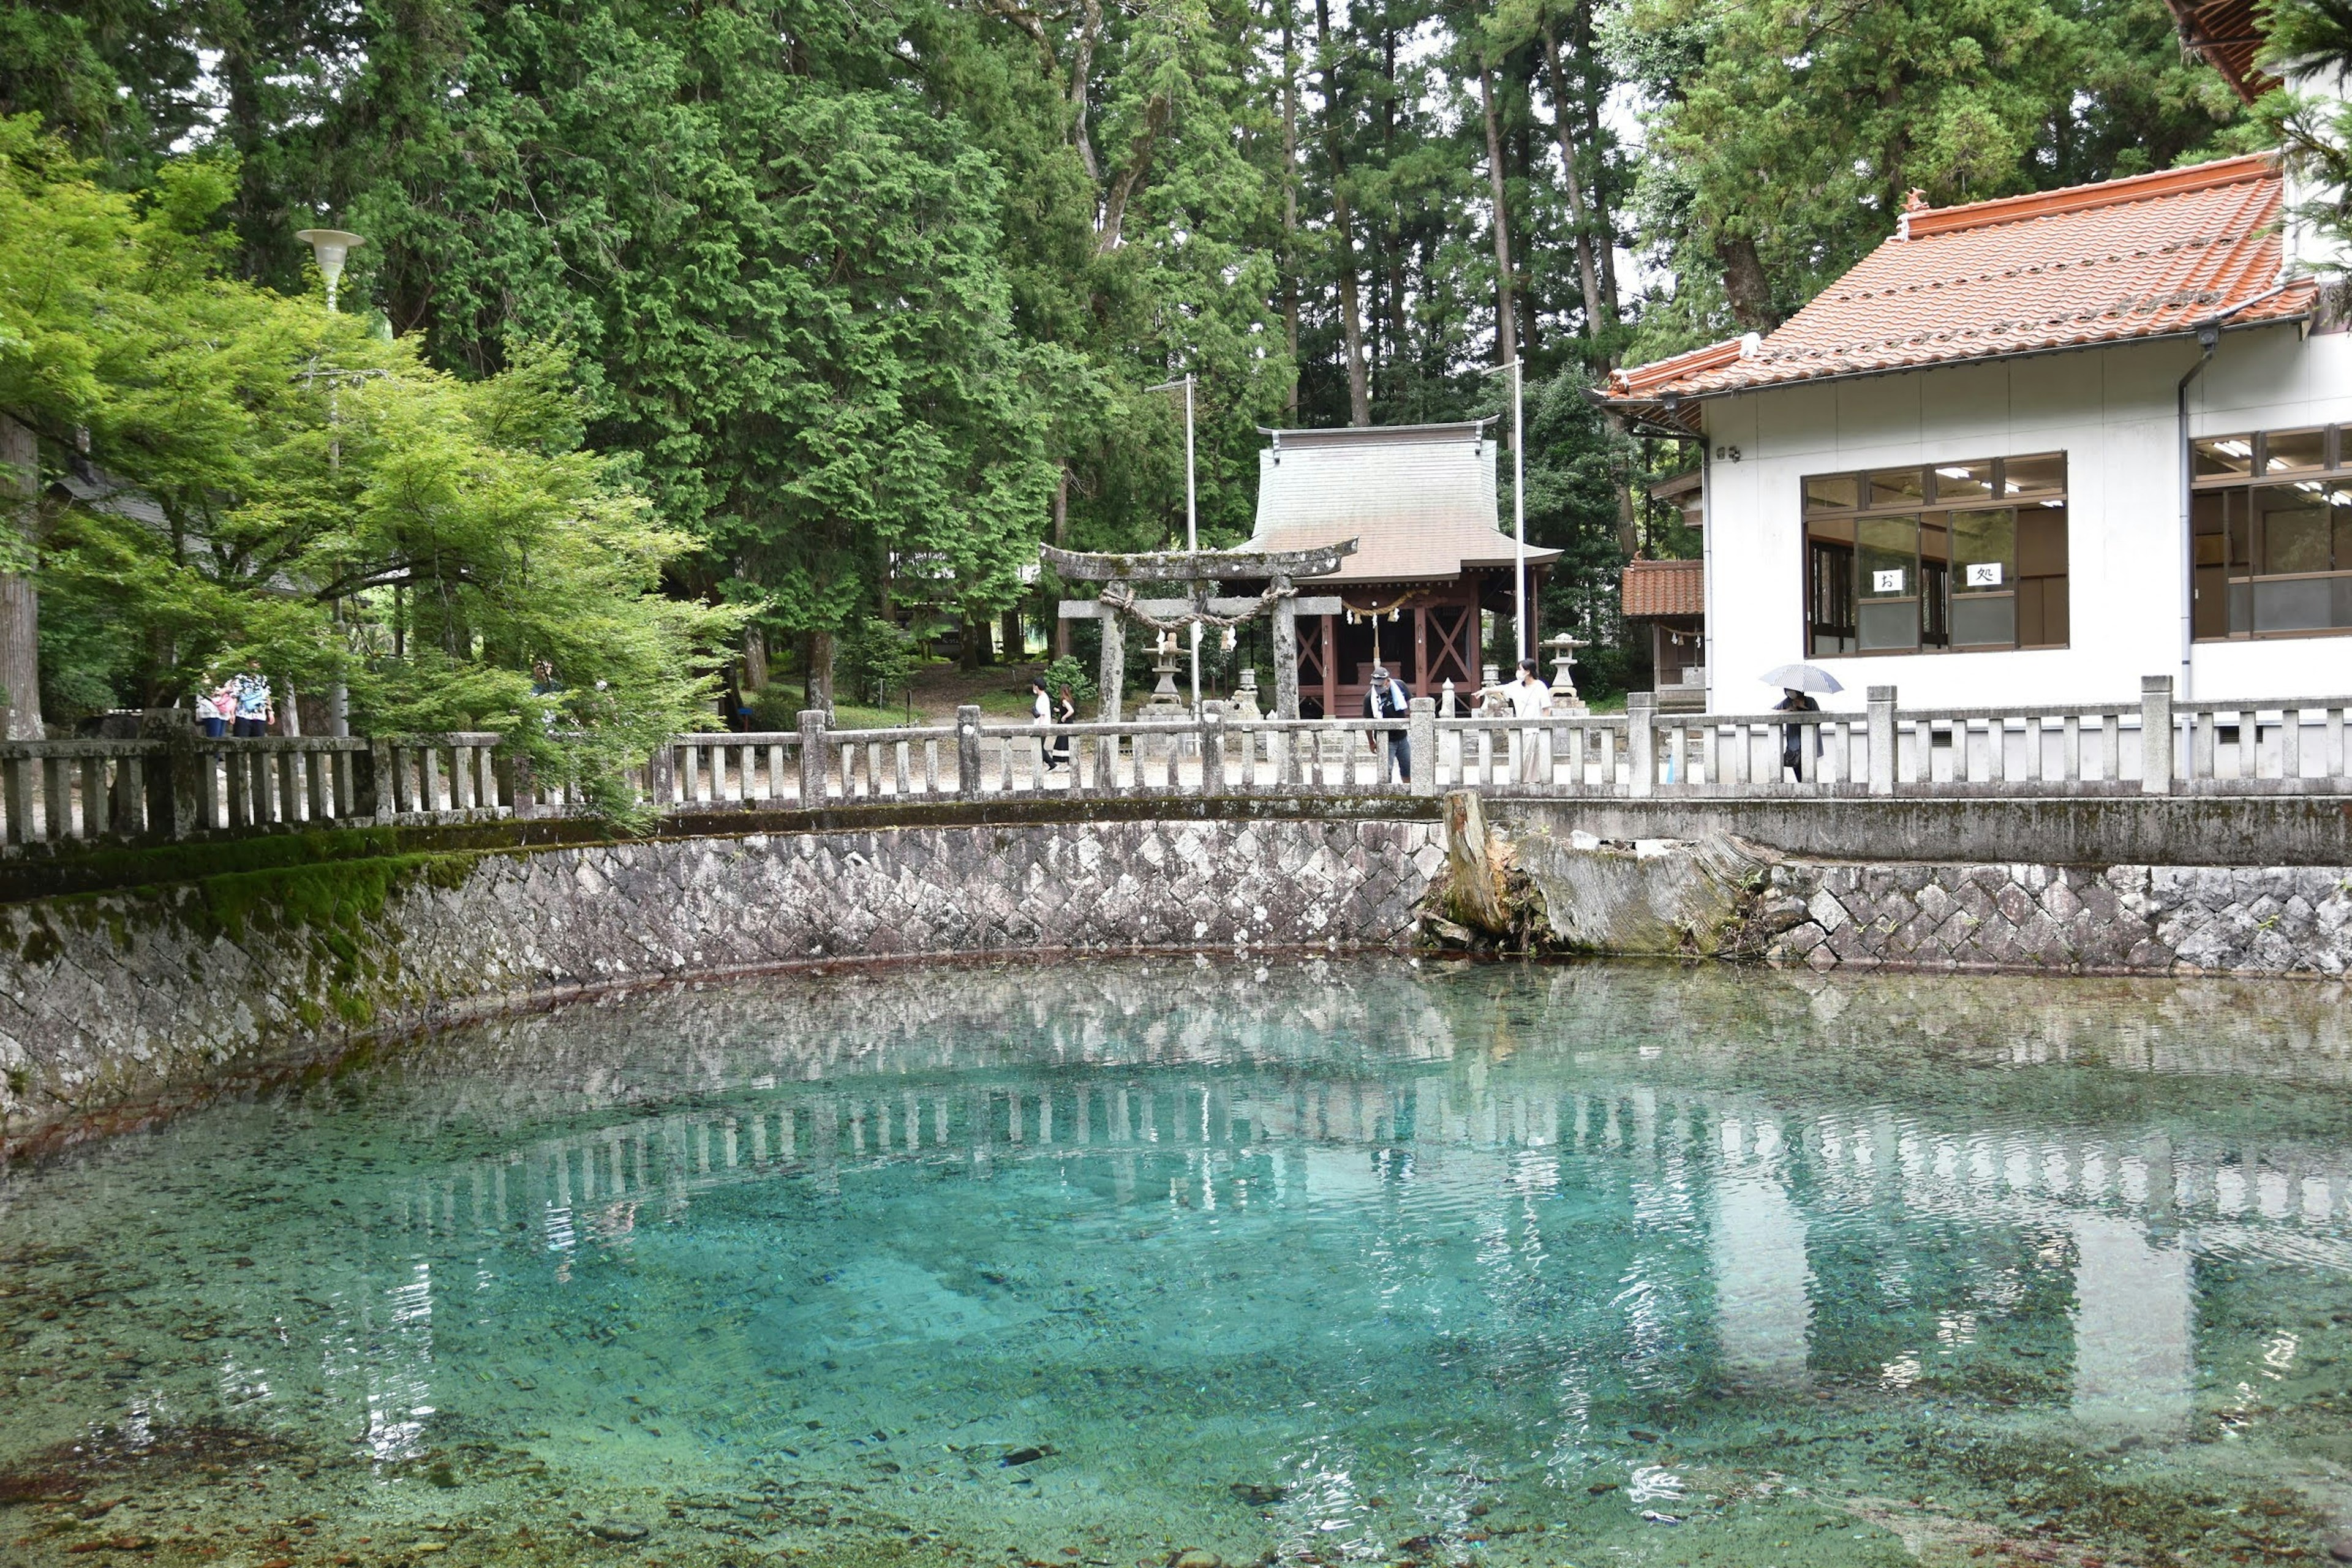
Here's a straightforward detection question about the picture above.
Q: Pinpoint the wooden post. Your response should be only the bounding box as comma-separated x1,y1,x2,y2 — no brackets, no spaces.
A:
1271,574,1301,720
1096,611,1125,723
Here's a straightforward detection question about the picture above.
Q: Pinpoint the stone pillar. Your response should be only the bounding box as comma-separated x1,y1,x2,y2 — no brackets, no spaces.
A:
1626,690,1657,797
642,741,671,813
1408,697,1436,797
1096,611,1125,723
2140,675,2174,795
797,710,827,805
1270,575,1300,720
368,738,395,823
1200,701,1226,794
1867,684,1898,796
956,704,983,797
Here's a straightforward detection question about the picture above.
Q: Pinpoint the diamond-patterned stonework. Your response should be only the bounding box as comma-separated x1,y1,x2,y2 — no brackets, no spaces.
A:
1757,862,2352,977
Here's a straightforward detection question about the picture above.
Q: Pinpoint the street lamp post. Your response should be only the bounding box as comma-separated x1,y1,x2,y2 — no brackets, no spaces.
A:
1145,373,1200,712
294,228,366,314
296,227,365,737
1479,357,1528,663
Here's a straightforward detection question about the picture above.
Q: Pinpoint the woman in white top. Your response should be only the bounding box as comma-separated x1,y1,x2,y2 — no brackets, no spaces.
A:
1499,658,1552,784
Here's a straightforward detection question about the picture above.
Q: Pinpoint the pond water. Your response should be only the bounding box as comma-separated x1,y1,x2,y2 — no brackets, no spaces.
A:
2,959,2350,1568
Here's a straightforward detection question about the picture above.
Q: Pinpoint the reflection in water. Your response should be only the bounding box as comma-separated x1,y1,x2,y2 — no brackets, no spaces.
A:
0,960,2348,1567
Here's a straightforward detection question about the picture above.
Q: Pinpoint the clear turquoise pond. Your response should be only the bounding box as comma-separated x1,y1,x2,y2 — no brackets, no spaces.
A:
2,959,2350,1568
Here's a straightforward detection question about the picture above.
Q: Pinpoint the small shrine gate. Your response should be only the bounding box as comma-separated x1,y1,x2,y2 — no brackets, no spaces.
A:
1044,542,1353,720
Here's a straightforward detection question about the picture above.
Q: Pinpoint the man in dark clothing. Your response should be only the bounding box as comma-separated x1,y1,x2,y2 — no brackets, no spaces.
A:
1365,665,1411,783
1774,687,1820,778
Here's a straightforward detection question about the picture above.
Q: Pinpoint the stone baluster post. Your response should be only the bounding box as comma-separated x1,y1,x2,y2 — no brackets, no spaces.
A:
956,704,983,798
1408,697,1437,798
1200,701,1226,794
797,710,828,805
1867,685,1898,796
1626,691,1658,798
2139,675,2174,796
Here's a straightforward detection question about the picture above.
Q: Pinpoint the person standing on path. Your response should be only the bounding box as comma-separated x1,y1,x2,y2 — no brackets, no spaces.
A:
1496,658,1553,785
1365,665,1412,784
232,662,274,737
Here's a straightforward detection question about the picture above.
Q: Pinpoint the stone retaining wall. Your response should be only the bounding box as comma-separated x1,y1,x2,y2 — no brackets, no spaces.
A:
1750,861,2352,975
0,815,1444,1151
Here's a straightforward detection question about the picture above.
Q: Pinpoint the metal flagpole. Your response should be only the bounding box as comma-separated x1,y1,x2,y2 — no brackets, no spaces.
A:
1512,357,1526,662
1479,356,1528,662
1146,373,1202,714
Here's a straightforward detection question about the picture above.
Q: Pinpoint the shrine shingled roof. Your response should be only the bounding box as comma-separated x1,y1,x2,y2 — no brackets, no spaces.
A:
1248,422,1561,586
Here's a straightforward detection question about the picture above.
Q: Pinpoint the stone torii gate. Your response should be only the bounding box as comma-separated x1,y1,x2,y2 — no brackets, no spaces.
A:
1044,541,1354,720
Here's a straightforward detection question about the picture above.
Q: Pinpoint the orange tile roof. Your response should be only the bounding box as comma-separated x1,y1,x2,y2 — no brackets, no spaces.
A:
1603,154,2313,418
1621,557,1704,619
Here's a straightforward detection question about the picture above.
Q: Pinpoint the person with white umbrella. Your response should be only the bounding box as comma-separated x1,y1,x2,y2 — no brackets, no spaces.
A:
1761,663,1842,780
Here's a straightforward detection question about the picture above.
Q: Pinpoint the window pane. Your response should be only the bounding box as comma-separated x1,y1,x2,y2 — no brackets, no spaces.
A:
2002,453,2065,497
1931,460,1993,503
2258,484,2331,574
2263,428,2326,475
2334,486,2352,571
2018,503,2068,578
1806,535,1856,655
1804,475,1858,511
2254,577,2334,632
2192,435,2256,479
1858,514,1917,596
1951,507,2015,592
2017,506,2068,647
1855,514,1918,650
1869,467,1926,507
1952,594,2015,647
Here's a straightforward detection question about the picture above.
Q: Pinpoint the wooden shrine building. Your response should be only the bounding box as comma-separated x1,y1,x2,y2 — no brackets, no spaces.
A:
1243,422,1561,717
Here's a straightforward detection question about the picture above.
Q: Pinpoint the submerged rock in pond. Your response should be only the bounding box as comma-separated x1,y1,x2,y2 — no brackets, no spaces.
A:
1167,1551,1222,1568
590,1518,650,1543
1000,1446,1054,1467
1228,1482,1288,1506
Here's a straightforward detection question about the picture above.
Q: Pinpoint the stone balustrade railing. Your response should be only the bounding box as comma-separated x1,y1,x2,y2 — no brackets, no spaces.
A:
3,677,2343,851
0,731,511,846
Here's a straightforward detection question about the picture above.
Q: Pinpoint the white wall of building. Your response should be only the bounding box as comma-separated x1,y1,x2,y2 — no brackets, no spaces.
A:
1697,325,2352,713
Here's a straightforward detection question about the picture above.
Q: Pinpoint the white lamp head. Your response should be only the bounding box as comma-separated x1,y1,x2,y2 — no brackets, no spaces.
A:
294,228,366,294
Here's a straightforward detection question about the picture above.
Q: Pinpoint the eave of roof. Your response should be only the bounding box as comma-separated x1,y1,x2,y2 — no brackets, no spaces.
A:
1599,153,2315,426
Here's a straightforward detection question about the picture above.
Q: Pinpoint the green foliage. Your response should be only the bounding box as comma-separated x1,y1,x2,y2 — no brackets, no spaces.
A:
1613,0,2253,350
1041,654,1096,706
1,116,733,808
837,617,916,709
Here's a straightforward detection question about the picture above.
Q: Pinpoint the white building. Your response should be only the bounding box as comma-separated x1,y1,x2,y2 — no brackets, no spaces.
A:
1600,152,2350,713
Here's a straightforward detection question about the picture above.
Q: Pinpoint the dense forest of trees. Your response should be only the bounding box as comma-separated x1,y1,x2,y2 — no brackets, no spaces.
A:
0,0,2267,742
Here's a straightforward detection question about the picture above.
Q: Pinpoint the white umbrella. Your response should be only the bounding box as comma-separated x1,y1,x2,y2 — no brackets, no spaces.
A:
1760,663,1844,695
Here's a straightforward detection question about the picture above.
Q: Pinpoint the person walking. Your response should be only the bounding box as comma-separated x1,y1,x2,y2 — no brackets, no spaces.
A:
1052,684,1077,774
1498,658,1553,785
232,663,274,737
1031,677,1063,775
1365,665,1412,784
1774,686,1821,779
